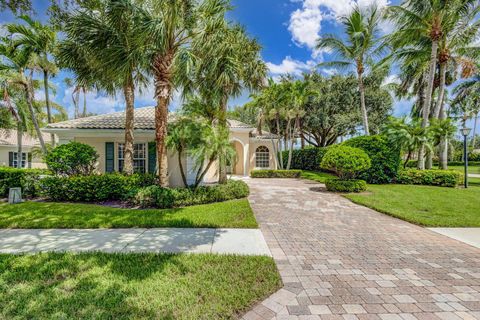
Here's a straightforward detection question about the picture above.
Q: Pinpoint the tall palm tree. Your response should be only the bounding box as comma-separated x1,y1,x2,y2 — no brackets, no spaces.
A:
387,0,479,169
117,0,229,186
0,39,47,155
453,73,480,148
316,4,384,136
191,23,266,183
8,16,59,147
58,1,149,175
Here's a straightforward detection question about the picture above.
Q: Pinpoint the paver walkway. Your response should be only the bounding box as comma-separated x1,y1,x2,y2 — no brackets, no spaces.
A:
0,228,271,256
244,178,480,320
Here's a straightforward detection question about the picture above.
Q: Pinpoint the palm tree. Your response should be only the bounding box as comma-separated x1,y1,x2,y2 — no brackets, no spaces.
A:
453,73,480,148
58,1,149,175
8,16,58,148
117,0,230,186
387,0,479,169
191,23,266,183
316,4,384,136
0,39,47,155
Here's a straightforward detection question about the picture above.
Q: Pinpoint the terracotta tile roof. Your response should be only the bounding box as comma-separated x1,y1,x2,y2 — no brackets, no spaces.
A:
0,130,50,147
46,106,254,130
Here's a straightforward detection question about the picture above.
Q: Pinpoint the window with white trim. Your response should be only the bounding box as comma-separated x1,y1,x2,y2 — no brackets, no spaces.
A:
118,143,146,173
11,152,28,168
255,146,270,168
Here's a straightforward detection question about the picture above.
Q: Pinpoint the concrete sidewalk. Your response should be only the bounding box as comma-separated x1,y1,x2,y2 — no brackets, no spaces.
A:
429,228,480,249
0,228,271,256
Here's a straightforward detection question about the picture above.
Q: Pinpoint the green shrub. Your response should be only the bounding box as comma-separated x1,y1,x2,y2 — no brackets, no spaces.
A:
343,135,401,184
405,160,480,168
325,178,367,193
133,180,250,208
251,170,302,178
320,146,371,180
46,142,98,176
281,147,329,171
0,167,50,198
40,173,157,202
396,169,462,187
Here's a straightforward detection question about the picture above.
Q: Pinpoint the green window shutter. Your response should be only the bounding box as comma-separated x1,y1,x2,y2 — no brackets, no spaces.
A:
148,142,157,174
105,142,115,173
27,153,32,168
8,152,13,167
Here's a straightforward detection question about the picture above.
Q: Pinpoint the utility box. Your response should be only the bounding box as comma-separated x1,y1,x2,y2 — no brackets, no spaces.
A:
8,188,22,204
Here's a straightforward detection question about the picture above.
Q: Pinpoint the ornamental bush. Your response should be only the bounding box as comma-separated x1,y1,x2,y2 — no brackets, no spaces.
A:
133,180,250,208
320,146,371,180
343,135,401,184
40,173,157,202
250,170,302,178
46,142,99,176
396,169,462,187
281,147,329,171
325,178,367,193
0,167,50,198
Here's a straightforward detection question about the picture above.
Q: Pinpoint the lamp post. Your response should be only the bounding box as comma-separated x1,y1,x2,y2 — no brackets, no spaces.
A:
461,126,472,188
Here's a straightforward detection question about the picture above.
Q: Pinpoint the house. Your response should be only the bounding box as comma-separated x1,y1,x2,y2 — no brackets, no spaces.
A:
43,107,278,186
0,130,48,169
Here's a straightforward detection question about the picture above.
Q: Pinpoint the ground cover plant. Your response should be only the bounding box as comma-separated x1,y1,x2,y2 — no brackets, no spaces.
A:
250,170,302,178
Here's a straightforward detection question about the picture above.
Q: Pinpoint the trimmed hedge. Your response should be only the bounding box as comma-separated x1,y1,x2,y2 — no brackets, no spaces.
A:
320,146,371,179
251,170,302,178
0,167,50,198
40,173,157,202
396,169,462,187
282,147,329,171
343,135,401,184
325,178,367,193
133,180,250,208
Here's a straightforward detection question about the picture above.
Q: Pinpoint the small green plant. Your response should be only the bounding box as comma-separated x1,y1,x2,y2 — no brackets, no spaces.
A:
320,146,371,180
251,170,302,178
46,142,99,176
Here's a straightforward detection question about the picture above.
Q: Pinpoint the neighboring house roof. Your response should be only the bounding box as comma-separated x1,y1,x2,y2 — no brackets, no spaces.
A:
0,130,50,147
46,106,254,130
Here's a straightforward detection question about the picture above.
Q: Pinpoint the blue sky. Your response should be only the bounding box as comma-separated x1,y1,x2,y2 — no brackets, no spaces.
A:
1,0,413,118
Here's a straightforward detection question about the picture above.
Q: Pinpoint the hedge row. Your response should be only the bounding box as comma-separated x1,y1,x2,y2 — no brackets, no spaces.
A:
133,180,250,208
251,170,302,178
325,178,367,193
40,173,157,202
396,169,462,187
282,148,328,171
405,160,480,168
0,167,50,198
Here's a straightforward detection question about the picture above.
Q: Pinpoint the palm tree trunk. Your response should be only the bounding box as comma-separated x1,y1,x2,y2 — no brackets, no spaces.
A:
153,52,174,187
417,40,439,170
195,156,216,188
16,122,23,169
472,112,478,149
73,87,79,119
435,62,448,170
43,70,55,148
218,94,228,184
357,69,370,136
177,148,187,187
276,113,284,169
25,78,47,155
122,79,135,175
82,87,87,117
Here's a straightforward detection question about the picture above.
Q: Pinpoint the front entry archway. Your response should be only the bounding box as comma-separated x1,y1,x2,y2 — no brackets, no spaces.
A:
229,140,244,175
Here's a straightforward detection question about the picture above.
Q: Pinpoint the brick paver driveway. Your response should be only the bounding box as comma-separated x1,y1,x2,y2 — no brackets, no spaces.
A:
244,178,480,320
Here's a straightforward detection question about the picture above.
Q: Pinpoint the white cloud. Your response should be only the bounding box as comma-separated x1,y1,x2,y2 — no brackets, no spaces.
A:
321,68,338,76
288,0,391,54
266,56,316,77
62,86,118,117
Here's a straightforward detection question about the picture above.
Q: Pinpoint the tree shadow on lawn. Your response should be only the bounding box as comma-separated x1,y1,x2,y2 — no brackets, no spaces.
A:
0,253,251,319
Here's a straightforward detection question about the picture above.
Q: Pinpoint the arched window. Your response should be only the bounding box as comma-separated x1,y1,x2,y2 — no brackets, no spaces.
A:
255,146,270,168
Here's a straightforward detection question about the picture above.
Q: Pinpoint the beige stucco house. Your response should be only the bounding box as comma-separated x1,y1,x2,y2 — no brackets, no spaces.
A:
0,130,48,169
43,107,278,186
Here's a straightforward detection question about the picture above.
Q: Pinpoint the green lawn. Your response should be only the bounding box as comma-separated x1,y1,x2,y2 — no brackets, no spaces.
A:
345,184,480,227
0,252,281,319
300,170,335,183
0,199,258,229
